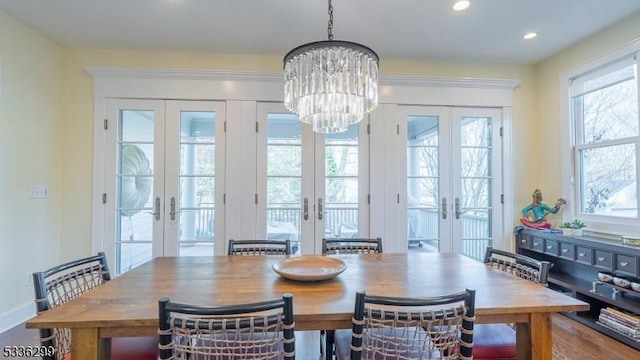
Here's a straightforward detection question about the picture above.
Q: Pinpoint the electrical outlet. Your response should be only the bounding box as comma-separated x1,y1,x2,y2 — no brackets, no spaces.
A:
29,186,49,199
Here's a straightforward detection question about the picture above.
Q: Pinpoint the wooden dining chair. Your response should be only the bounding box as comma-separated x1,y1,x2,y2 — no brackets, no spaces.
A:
321,236,383,359
473,247,552,360
322,237,383,255
32,252,157,360
333,289,476,360
158,294,296,359
227,239,292,255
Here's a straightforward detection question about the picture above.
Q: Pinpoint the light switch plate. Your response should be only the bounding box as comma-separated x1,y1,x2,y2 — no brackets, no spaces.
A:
29,186,49,199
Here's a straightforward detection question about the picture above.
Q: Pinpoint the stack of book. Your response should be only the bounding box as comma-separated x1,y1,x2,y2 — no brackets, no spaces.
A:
596,307,640,342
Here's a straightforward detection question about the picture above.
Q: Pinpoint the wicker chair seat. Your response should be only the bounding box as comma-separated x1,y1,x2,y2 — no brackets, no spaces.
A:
158,294,295,360
474,247,552,360
334,327,455,360
33,252,157,360
334,290,475,360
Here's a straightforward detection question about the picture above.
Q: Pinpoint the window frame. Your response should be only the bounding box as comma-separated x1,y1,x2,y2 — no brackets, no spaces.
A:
560,39,640,236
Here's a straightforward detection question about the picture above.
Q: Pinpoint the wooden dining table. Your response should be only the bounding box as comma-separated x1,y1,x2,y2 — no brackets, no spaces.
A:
26,252,588,360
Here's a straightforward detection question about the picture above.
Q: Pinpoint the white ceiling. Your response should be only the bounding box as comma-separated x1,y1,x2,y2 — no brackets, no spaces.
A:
1,0,640,64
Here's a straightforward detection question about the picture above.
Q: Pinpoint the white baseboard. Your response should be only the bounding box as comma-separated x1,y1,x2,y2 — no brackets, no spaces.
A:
0,302,36,334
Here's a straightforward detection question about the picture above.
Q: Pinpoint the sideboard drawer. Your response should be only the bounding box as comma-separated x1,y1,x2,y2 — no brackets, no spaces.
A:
594,250,613,271
614,254,638,278
531,236,545,252
559,243,575,260
518,233,532,250
575,246,593,265
544,239,558,256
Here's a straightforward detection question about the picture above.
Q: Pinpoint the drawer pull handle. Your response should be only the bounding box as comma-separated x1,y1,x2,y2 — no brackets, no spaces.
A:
547,245,553,249
521,239,527,243
533,242,540,246
578,252,586,257
620,261,629,267
562,248,569,253
597,256,606,262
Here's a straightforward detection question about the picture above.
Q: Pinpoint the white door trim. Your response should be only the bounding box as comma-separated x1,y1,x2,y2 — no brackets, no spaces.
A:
89,68,518,254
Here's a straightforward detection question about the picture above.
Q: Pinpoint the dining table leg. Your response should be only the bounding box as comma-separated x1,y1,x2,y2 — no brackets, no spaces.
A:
528,313,552,360
71,328,110,360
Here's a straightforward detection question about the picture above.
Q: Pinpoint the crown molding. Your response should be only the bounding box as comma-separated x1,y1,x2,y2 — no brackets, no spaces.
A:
85,67,520,90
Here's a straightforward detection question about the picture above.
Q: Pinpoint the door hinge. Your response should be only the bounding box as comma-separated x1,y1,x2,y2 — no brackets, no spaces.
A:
501,194,504,204
397,124,400,135
104,119,108,130
102,193,107,204
500,127,503,136
256,122,259,133
255,193,258,204
224,121,227,132
367,124,370,135
367,194,371,204
223,193,226,204
397,193,400,204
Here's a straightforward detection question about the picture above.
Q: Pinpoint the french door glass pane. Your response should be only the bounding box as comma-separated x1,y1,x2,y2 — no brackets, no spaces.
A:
117,110,155,273
178,111,215,256
325,125,359,238
267,114,302,252
460,117,492,260
407,115,439,250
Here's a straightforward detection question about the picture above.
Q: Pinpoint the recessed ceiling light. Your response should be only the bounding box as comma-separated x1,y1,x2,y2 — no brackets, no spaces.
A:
453,1,470,11
523,32,538,40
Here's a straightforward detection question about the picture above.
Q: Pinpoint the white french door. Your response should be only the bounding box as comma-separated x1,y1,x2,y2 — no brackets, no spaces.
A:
104,99,225,274
256,103,369,254
398,106,503,259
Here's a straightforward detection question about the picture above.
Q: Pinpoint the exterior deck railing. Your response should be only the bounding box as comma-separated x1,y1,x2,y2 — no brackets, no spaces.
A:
117,204,491,273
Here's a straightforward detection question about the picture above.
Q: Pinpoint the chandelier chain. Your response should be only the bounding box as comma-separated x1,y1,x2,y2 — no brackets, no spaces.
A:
327,0,334,40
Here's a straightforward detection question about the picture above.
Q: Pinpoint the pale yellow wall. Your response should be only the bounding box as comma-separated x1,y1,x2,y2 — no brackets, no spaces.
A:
0,11,64,317
535,11,640,221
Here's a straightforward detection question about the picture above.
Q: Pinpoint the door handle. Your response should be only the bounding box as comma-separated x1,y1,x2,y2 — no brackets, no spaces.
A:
318,198,323,220
303,198,309,220
441,197,447,219
455,197,462,219
170,197,179,221
146,197,161,221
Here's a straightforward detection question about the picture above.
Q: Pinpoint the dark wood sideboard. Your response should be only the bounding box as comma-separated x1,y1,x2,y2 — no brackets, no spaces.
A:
516,228,640,350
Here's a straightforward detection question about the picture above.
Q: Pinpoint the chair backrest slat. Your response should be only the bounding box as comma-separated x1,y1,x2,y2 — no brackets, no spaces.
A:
349,289,476,360
484,246,552,285
228,239,292,256
33,252,111,360
322,237,383,255
158,294,296,359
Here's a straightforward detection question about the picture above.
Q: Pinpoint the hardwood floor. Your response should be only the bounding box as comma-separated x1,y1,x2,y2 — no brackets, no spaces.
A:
2,314,638,359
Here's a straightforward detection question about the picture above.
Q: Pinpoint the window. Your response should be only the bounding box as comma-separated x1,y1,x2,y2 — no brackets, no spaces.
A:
566,43,640,233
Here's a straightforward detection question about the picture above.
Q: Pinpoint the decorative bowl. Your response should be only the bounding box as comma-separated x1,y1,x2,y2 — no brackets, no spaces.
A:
597,272,613,283
631,282,640,292
612,276,631,288
272,256,347,281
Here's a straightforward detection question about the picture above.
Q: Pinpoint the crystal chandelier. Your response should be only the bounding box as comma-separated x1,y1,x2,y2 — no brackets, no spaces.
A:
283,0,379,134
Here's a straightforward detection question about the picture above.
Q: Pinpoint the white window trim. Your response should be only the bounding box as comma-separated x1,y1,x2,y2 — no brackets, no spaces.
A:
559,37,640,237
87,67,519,252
